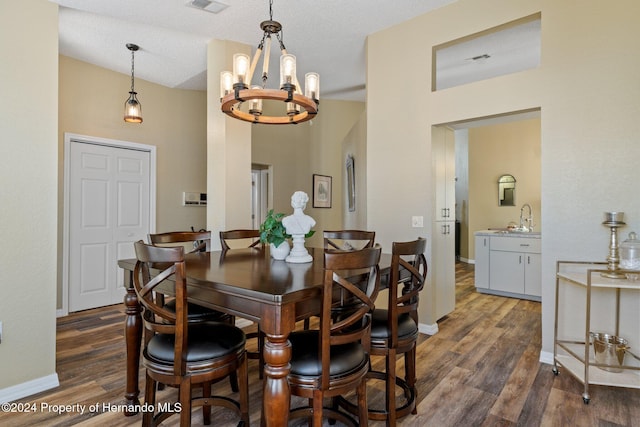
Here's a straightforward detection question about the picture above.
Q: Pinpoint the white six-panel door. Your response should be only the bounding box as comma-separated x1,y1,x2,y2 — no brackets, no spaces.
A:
68,139,151,312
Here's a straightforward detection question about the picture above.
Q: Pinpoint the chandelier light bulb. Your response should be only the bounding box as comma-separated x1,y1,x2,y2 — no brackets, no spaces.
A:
233,53,250,88
305,73,319,101
280,54,296,89
220,71,233,99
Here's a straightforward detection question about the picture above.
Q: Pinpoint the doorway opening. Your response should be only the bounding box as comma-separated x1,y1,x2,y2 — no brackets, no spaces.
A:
251,164,272,229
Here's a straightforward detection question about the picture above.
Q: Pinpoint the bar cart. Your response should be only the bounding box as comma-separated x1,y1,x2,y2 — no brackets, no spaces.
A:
553,260,640,403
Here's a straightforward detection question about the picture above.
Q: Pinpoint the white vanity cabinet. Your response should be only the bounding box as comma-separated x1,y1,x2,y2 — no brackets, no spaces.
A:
475,235,490,288
474,231,541,301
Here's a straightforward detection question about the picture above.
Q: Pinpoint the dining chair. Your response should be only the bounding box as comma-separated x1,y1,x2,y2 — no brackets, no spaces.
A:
132,241,249,427
323,229,376,251
341,237,427,426
288,246,382,427
149,231,238,391
219,229,265,378
220,229,262,250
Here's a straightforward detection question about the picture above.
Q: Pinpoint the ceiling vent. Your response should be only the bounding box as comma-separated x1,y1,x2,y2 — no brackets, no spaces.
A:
187,0,229,14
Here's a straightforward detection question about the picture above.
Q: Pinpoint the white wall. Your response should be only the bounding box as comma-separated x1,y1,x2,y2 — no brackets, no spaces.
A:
0,1,59,398
367,0,640,356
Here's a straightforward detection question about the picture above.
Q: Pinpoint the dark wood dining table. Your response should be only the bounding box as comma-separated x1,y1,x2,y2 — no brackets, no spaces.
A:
118,246,391,426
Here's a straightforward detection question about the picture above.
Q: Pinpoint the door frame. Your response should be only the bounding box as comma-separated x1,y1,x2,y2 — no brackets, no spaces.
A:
61,133,157,317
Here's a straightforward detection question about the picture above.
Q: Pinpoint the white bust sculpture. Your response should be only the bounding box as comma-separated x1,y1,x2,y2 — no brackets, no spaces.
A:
283,191,315,263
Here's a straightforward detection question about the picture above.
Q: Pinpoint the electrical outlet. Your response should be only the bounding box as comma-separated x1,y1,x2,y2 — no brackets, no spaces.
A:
411,216,424,228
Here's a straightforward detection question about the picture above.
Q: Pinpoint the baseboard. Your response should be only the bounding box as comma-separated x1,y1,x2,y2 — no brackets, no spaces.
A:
56,308,67,318
539,350,554,365
419,322,439,336
0,373,59,403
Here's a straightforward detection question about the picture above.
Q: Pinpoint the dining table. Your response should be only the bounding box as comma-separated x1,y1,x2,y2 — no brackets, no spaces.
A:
118,246,391,426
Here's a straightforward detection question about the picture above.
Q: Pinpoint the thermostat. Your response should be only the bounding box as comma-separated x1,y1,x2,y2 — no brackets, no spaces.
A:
183,192,207,206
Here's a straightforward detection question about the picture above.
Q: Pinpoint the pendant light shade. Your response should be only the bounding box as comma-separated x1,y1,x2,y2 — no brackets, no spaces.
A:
124,43,143,123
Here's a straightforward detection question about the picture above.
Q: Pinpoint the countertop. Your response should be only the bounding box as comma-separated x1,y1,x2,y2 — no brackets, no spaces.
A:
475,229,542,239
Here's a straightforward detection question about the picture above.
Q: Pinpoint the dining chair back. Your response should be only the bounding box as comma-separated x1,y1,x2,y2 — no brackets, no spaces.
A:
288,246,382,427
132,241,249,427
323,230,376,250
219,229,262,250
149,230,212,253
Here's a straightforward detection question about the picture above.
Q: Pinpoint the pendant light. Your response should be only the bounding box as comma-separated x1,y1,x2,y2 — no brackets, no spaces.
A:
124,43,143,123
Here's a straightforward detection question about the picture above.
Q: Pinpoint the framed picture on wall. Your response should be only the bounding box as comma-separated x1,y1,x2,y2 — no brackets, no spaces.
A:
312,174,332,208
346,155,355,212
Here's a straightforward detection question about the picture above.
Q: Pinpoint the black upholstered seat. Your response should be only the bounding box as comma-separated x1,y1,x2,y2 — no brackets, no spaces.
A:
146,321,245,363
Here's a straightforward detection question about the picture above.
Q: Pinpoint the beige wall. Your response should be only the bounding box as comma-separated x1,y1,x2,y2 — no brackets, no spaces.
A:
367,0,640,356
0,1,59,393
468,118,541,258
57,56,209,309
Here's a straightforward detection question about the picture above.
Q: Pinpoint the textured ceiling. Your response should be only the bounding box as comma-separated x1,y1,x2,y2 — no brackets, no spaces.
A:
52,0,539,107
53,0,456,101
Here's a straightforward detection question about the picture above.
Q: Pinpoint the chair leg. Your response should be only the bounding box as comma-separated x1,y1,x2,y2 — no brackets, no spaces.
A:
357,377,369,427
228,315,241,390
179,377,192,427
406,346,417,415
257,328,265,379
312,389,324,427
238,354,250,425
386,350,397,427
143,372,156,427
202,381,211,425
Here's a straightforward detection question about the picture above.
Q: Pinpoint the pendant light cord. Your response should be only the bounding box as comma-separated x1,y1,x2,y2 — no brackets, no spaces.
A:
130,49,136,93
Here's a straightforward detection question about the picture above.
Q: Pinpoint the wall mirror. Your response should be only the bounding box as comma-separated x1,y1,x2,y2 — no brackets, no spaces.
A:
498,174,516,206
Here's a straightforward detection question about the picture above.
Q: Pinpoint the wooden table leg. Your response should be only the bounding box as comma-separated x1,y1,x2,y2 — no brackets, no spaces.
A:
123,271,142,415
261,329,292,426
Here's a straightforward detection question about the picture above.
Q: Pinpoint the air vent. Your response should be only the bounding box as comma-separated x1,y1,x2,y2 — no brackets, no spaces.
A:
187,0,229,14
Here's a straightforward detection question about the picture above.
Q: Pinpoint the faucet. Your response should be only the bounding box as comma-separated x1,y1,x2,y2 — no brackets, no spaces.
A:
519,203,533,232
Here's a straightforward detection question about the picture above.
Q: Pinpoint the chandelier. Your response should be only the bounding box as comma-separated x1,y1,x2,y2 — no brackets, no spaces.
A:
124,43,143,123
219,0,319,125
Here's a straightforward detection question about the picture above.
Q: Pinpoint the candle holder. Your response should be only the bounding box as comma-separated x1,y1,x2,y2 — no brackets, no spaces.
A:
602,212,626,279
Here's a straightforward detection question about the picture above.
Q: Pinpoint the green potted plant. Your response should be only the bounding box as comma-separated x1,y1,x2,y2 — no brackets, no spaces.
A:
260,210,291,259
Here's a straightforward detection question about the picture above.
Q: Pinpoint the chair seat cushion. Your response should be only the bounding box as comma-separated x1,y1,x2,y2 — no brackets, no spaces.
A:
370,309,417,340
147,321,245,363
164,299,229,322
289,330,367,377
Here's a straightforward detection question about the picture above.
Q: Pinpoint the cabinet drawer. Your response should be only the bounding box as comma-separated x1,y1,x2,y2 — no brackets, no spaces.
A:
490,236,541,253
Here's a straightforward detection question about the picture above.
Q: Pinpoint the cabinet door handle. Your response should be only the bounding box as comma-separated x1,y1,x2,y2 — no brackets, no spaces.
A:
519,255,522,264
527,255,531,264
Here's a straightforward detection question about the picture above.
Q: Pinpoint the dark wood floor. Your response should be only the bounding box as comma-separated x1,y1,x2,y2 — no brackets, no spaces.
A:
2,262,639,426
